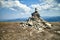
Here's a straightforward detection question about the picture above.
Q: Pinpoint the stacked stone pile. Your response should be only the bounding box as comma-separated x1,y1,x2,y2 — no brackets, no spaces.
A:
24,8,53,30
16,8,53,31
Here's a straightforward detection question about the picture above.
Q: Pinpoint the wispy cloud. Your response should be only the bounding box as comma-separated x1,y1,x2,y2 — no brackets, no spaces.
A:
0,0,60,20
30,0,60,11
0,0,31,19
0,0,31,13
31,4,53,10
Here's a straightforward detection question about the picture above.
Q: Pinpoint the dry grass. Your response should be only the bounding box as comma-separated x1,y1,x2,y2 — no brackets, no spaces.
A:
50,22,60,26
0,22,60,40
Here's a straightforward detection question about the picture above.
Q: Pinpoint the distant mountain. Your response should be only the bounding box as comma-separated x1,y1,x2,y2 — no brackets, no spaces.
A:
0,16,60,22
0,18,28,22
42,16,60,22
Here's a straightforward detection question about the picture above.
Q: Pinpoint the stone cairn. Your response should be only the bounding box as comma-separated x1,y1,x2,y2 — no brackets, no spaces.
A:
21,8,53,30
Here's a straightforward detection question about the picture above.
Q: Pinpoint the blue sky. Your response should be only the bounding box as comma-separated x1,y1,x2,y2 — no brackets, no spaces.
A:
0,0,60,20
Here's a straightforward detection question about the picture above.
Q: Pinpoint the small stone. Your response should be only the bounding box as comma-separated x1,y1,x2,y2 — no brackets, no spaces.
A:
55,31,60,33
39,28,44,32
28,21,33,26
2,31,5,33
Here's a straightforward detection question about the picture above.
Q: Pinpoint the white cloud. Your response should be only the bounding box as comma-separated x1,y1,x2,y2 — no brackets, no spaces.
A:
0,0,31,13
31,4,53,10
15,1,31,13
0,0,32,19
44,0,60,10
30,0,60,11
9,8,16,11
30,0,54,11
45,0,54,4
58,4,60,7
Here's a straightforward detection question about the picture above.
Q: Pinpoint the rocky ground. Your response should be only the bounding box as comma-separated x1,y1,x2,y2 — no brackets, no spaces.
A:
0,22,60,40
